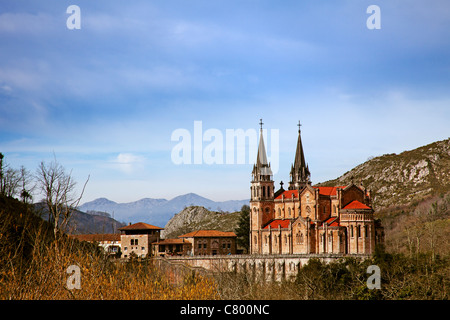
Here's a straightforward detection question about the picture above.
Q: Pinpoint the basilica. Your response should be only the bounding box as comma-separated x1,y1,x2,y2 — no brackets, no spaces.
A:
250,121,384,255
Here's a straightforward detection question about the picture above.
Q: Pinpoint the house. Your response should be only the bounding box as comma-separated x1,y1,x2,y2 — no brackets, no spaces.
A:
118,222,163,258
178,230,237,256
250,121,384,255
151,238,192,257
70,233,121,255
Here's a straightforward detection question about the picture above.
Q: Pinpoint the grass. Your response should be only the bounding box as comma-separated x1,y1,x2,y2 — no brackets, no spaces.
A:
1,194,448,300
0,195,219,300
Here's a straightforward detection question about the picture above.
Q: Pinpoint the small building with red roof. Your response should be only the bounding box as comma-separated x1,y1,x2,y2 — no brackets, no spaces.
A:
119,222,163,258
178,230,237,256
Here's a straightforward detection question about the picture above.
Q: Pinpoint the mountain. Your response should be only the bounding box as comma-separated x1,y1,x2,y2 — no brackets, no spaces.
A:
33,202,126,235
161,206,241,239
67,209,126,234
317,138,450,210
79,193,249,228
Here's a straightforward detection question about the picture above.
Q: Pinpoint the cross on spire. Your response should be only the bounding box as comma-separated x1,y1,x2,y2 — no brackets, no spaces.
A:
297,120,302,133
259,118,264,131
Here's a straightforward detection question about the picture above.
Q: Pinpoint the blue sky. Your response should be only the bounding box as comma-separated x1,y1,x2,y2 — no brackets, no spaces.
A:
1,0,449,203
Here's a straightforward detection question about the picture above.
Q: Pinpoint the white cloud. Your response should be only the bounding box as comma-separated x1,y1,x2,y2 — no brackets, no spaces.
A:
113,153,146,174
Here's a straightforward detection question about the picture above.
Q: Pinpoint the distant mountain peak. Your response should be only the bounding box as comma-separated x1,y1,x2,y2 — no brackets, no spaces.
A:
82,197,117,206
79,193,250,227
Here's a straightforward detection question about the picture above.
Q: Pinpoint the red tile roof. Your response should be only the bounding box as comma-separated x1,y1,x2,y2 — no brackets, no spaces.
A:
342,200,372,210
178,230,237,238
313,186,347,196
275,189,298,200
70,234,121,242
263,219,291,229
324,217,340,227
118,222,163,231
275,186,347,199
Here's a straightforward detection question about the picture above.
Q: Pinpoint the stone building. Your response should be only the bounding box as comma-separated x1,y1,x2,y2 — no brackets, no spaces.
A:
119,222,163,258
70,233,121,255
250,121,384,255
152,238,192,257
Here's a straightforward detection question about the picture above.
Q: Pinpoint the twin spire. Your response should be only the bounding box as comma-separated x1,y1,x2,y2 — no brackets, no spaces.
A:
252,119,272,181
253,119,310,188
289,120,311,189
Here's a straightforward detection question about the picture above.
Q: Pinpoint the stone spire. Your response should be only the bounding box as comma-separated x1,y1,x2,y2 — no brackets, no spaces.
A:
289,121,311,189
252,119,272,181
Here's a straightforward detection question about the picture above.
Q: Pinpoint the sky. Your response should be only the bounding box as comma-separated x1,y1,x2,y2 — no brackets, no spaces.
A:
1,0,449,204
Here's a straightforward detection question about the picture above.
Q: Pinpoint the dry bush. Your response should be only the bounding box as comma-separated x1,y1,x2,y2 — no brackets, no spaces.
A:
0,234,220,300
0,200,219,300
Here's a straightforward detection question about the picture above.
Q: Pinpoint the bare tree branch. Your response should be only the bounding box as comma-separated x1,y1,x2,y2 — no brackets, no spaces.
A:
36,159,89,240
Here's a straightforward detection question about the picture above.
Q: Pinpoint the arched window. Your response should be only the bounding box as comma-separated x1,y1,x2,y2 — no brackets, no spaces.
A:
365,225,369,237
300,232,304,244
277,208,281,217
333,204,336,214
265,207,270,214
288,207,291,217
262,186,266,197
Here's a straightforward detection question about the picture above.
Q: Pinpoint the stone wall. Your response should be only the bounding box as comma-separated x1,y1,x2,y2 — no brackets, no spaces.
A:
159,253,370,282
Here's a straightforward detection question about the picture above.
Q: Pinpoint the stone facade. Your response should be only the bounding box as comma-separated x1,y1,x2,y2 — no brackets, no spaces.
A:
178,230,237,256
119,222,163,258
250,122,384,256
162,254,367,282
152,238,192,257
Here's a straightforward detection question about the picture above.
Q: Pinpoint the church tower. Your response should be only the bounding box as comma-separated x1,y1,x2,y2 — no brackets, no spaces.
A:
288,121,311,190
250,119,274,254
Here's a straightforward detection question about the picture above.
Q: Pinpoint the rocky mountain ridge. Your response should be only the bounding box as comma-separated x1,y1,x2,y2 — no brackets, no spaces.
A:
318,138,450,209
161,206,241,239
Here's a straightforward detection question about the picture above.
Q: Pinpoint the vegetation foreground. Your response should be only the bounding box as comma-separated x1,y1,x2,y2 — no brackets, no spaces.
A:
0,194,448,300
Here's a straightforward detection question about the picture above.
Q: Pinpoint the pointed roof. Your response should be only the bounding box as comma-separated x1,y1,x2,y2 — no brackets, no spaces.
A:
263,219,291,229
253,119,273,177
324,217,340,227
293,122,307,172
289,121,310,187
256,128,269,167
118,222,163,231
342,200,372,210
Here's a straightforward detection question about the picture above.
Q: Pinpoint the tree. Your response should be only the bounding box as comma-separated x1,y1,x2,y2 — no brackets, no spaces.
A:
36,158,89,239
235,205,250,253
19,165,35,203
2,167,21,198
